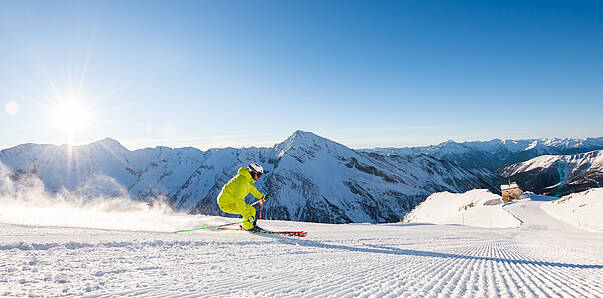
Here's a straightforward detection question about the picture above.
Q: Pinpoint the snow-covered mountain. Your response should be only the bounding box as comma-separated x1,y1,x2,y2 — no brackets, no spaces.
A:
182,131,502,223
402,189,520,228
0,131,502,223
500,150,603,196
0,138,206,200
368,137,603,170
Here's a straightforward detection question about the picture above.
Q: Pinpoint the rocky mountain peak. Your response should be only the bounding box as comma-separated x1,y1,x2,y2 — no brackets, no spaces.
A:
82,137,129,155
275,130,349,156
88,137,125,148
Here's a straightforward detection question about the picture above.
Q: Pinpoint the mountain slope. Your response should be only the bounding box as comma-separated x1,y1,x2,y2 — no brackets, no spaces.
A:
176,131,503,223
0,139,206,200
0,138,136,196
541,188,603,232
402,189,520,228
500,150,603,196
2,194,603,297
0,131,502,223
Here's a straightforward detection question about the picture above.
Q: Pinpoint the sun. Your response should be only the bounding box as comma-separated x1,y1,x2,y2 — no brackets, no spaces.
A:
51,100,93,136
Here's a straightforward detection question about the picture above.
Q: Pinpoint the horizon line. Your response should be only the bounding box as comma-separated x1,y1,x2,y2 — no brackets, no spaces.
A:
1,132,602,152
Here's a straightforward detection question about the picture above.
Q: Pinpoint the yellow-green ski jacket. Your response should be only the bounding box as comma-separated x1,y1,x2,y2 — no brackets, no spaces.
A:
217,167,264,210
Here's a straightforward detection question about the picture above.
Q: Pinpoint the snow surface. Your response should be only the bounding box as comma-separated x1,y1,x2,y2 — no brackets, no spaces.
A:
541,188,603,232
403,189,521,228
2,197,602,297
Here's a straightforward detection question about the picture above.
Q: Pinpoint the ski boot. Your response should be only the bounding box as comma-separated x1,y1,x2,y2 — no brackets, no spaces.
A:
247,225,264,233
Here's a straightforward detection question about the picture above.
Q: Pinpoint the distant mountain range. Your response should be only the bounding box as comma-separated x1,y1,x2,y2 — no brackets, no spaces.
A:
366,137,603,170
2,131,601,223
0,131,500,223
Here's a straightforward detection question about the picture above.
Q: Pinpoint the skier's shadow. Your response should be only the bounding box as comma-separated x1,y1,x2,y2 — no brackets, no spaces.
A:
272,237,603,269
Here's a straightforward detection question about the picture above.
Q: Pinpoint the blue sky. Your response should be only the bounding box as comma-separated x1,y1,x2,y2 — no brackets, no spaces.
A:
1,1,602,150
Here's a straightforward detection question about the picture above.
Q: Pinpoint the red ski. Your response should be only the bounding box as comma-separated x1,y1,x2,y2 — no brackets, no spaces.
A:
218,226,307,237
266,230,307,237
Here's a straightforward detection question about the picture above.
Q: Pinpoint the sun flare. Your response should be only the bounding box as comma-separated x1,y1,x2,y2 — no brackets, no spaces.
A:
51,100,92,135
4,101,20,115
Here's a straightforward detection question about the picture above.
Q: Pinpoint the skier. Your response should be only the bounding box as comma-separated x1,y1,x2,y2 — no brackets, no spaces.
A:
217,163,268,232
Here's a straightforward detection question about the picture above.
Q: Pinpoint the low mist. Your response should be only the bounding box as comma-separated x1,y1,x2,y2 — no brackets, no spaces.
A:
0,163,219,232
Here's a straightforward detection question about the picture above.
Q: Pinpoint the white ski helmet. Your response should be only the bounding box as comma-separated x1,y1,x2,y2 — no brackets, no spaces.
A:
248,163,264,176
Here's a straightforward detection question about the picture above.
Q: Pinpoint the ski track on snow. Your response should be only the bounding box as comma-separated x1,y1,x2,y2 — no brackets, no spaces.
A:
1,200,603,297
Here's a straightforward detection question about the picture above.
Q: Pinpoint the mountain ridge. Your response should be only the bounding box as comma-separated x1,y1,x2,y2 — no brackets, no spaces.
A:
501,150,603,196
0,130,503,223
366,137,603,169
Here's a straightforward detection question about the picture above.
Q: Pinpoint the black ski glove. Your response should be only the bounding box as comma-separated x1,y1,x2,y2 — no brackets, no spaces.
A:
262,195,269,202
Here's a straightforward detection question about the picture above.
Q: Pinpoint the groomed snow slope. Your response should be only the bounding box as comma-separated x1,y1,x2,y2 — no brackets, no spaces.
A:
2,199,603,297
403,189,521,228
541,188,603,232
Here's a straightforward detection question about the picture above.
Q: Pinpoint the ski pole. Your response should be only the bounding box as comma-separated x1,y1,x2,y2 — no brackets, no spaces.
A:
251,199,265,206
174,221,244,233
259,200,263,220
